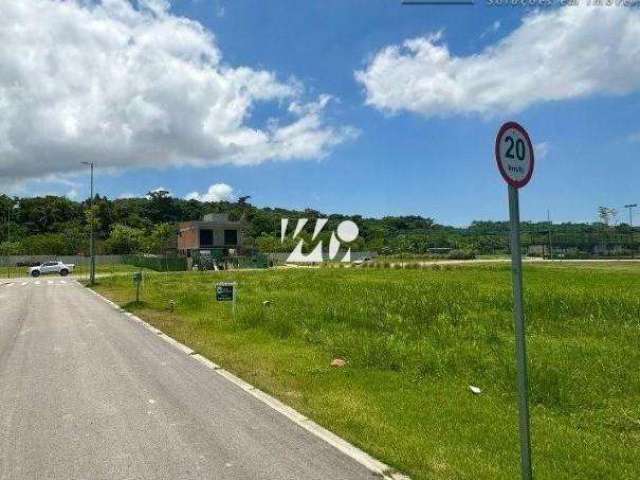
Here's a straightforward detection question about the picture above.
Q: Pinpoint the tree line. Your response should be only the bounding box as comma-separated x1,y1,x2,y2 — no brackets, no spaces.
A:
0,191,635,256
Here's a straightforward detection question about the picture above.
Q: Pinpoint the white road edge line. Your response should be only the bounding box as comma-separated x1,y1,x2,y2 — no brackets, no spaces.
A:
87,287,409,480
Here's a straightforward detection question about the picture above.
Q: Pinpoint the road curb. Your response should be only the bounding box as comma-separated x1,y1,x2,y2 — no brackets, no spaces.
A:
86,286,410,480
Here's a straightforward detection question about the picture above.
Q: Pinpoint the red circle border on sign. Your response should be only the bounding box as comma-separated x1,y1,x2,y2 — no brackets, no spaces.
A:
495,121,535,189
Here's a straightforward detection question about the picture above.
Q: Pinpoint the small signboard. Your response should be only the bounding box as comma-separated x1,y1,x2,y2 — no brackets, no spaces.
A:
216,282,235,302
495,121,534,189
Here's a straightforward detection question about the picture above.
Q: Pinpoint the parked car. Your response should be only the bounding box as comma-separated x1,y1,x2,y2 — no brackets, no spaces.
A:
28,261,75,277
352,256,372,266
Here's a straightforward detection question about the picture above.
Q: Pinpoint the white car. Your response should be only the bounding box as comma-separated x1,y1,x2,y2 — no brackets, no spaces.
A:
352,256,372,266
29,261,75,277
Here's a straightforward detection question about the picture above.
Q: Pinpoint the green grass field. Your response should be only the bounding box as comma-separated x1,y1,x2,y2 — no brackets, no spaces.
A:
93,263,640,479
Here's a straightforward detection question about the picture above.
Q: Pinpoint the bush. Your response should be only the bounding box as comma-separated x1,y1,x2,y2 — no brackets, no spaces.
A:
562,250,591,260
446,249,476,260
0,241,22,256
20,233,72,255
123,255,186,271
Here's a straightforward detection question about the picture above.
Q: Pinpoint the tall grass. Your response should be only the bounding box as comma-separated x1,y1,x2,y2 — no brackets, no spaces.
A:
95,264,640,479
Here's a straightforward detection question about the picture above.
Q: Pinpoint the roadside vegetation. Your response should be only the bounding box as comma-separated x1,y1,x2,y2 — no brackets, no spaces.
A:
93,263,640,479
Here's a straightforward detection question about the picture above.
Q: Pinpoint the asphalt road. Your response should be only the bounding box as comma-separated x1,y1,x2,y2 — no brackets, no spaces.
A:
0,278,379,480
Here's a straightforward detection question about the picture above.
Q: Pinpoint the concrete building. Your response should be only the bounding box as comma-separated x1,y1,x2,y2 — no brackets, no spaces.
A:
177,213,248,258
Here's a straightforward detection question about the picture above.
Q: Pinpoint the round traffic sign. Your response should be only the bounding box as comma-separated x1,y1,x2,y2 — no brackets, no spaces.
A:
495,122,534,188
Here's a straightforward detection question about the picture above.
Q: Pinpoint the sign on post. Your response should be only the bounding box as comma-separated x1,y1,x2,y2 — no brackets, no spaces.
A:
495,121,534,480
133,271,142,303
496,122,534,189
216,282,235,301
216,282,237,317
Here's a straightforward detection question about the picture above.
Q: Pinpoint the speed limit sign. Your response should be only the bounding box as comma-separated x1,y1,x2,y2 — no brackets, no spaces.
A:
495,122,534,188
495,121,535,480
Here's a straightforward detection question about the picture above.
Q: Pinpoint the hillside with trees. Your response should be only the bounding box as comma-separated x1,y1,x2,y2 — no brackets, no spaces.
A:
0,191,636,257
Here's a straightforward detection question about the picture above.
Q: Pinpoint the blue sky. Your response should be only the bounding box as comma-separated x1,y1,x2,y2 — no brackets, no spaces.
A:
2,1,639,225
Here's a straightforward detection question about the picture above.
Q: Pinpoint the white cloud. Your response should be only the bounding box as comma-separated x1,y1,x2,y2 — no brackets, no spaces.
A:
0,174,84,198
480,20,501,39
534,141,549,160
0,0,353,182
185,183,234,202
356,6,640,117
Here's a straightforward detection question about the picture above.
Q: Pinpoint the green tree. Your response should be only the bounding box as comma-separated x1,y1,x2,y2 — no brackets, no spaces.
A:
145,190,179,224
18,196,81,234
145,223,175,255
104,224,144,254
0,241,22,256
21,234,69,255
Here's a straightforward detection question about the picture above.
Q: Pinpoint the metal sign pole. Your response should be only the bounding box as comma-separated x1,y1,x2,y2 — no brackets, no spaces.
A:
134,271,142,303
508,184,533,480
232,282,236,320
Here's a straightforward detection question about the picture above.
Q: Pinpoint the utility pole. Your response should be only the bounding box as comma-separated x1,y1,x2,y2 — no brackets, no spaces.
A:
624,204,636,226
82,162,96,285
6,200,18,278
624,204,637,258
5,208,9,279
547,210,552,260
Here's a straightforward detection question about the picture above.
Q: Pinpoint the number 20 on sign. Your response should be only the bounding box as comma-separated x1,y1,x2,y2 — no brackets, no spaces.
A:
495,121,535,480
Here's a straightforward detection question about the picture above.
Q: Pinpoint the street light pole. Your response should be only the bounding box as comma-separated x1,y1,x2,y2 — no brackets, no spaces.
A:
7,200,18,278
547,209,553,260
5,206,9,279
624,204,636,227
82,162,96,285
624,204,637,258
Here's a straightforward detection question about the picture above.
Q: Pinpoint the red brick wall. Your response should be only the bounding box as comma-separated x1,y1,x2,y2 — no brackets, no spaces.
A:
178,223,198,252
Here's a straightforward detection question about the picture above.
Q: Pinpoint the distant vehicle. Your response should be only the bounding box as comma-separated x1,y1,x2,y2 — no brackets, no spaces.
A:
29,261,75,277
352,256,372,266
